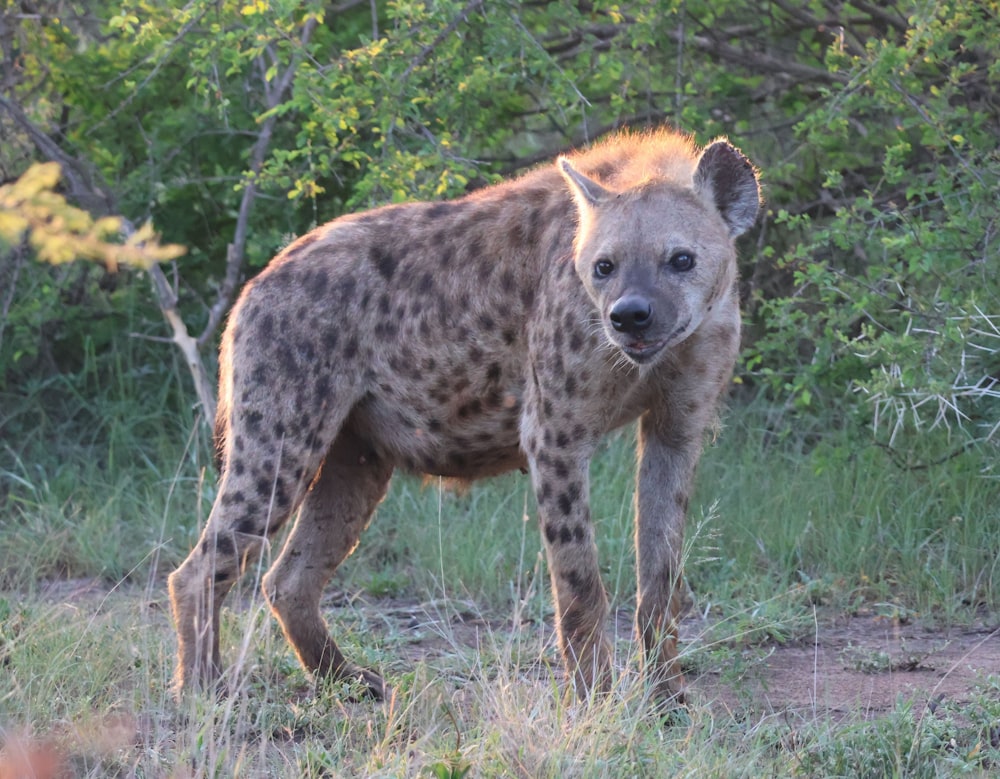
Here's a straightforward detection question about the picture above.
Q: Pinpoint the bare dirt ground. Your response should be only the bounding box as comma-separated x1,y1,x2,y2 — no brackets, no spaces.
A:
686,614,1000,720
356,594,1000,721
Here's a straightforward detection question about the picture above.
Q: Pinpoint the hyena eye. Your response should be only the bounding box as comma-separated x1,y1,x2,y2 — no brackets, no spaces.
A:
593,258,615,278
668,251,696,272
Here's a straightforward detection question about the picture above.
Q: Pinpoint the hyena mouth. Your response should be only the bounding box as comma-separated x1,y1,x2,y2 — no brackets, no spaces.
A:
619,318,692,363
621,338,667,363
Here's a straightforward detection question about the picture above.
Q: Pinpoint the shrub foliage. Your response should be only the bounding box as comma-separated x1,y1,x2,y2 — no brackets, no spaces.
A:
0,0,996,453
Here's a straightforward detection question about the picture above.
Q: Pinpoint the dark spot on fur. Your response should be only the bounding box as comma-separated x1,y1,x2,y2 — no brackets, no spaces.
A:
250,364,268,385
568,331,583,352
244,410,264,435
564,376,576,396
457,399,482,419
375,319,399,338
236,518,258,535
562,568,584,591
557,492,575,517
255,477,277,500
308,269,329,300
335,277,357,300
260,313,275,339
573,525,585,542
426,203,450,220
214,571,231,583
478,313,496,331
343,337,359,360
314,375,331,409
221,491,246,506
502,328,517,345
555,431,569,448
370,244,397,281
544,523,558,545
484,388,503,408
201,534,235,557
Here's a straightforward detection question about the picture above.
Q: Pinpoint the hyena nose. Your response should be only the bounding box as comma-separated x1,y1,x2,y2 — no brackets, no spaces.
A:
610,295,653,334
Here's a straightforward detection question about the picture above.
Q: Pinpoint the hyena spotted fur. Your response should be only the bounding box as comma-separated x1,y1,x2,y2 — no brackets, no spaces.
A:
168,128,761,705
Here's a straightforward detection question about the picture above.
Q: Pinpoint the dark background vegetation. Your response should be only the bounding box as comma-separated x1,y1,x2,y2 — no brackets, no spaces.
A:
1,0,997,591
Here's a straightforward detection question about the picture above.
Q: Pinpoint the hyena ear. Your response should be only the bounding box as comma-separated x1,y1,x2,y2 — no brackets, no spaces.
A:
693,140,761,238
558,157,613,209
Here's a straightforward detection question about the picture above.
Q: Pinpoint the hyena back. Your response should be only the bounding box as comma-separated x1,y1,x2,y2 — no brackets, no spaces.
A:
168,128,761,704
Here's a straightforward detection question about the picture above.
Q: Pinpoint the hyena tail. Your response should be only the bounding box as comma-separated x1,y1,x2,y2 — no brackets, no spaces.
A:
211,330,235,476
212,406,227,475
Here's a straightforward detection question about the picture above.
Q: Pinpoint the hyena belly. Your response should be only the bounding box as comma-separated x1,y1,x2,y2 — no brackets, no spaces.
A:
344,374,529,479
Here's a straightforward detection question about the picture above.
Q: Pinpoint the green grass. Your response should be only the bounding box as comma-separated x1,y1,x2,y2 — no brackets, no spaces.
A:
2,382,999,775
1,587,998,776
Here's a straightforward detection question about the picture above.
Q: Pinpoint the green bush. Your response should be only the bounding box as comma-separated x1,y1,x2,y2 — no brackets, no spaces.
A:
744,2,1000,448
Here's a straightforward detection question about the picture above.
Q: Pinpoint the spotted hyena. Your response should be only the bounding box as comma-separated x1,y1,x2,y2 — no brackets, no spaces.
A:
168,128,760,705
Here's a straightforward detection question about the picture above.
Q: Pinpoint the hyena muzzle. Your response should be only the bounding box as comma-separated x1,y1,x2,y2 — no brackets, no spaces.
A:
167,128,761,705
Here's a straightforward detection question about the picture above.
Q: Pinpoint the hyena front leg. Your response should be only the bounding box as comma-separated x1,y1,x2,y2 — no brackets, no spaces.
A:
524,419,611,698
262,427,393,700
633,406,712,705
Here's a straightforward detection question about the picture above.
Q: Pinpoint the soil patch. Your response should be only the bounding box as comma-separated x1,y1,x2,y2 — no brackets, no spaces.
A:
340,593,1000,719
686,614,1000,719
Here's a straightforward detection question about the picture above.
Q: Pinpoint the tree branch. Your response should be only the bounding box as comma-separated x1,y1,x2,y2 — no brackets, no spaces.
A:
0,93,114,214
400,0,483,82
196,15,318,350
674,28,849,85
148,263,217,420
0,89,221,421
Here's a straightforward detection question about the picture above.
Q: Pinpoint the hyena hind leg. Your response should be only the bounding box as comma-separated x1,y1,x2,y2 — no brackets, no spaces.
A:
168,413,340,695
262,428,394,699
168,475,298,695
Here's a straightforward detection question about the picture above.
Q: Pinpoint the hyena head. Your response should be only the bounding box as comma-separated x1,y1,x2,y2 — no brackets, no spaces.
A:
559,139,760,367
